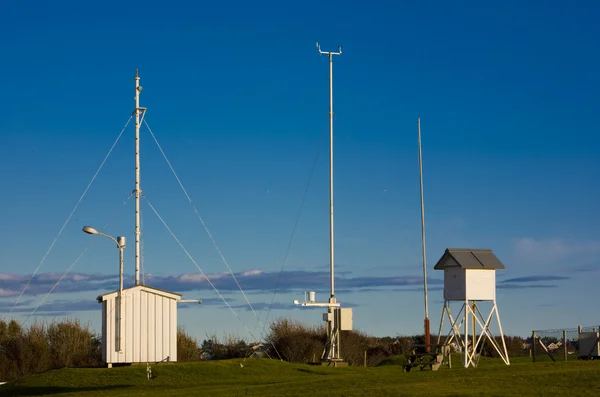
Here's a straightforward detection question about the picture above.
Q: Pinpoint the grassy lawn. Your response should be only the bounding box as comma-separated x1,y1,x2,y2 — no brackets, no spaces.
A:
3,356,600,396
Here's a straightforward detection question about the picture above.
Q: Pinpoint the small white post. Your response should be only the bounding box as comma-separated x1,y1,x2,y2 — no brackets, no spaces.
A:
464,299,469,368
118,244,124,352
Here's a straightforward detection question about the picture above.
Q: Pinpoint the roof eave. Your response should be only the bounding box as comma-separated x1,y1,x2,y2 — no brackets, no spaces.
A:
96,284,182,302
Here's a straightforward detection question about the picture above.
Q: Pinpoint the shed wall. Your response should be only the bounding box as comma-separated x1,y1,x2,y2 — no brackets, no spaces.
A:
444,267,466,300
100,288,178,365
465,270,495,300
444,268,496,301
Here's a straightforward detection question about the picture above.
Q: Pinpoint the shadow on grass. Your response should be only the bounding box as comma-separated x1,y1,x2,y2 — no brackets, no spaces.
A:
3,385,132,396
296,368,331,375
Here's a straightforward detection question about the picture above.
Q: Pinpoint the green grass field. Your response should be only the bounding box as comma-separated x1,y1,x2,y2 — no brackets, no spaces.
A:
3,356,600,396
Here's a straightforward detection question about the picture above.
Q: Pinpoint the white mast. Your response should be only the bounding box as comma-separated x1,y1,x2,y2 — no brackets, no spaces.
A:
293,44,349,365
134,69,146,285
418,118,431,347
317,42,342,303
318,42,342,361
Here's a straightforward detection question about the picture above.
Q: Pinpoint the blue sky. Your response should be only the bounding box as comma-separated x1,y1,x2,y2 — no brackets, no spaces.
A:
0,0,598,342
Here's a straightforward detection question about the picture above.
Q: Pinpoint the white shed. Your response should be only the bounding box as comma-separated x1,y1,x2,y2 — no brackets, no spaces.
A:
433,248,505,301
97,284,181,367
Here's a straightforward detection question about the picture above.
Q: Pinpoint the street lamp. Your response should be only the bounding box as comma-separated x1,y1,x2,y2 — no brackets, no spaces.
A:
83,226,126,352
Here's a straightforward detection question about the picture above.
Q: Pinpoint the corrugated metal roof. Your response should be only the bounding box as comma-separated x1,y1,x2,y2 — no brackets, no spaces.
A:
433,248,505,270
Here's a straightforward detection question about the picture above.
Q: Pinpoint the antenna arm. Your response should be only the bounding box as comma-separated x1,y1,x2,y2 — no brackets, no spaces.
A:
316,42,343,55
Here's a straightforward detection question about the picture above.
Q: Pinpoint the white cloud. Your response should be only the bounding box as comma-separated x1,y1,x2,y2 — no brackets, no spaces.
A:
0,274,22,281
178,273,208,283
0,288,19,297
242,270,263,277
512,237,600,266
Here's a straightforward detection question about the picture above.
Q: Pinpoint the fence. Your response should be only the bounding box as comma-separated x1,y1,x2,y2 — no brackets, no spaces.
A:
532,325,600,362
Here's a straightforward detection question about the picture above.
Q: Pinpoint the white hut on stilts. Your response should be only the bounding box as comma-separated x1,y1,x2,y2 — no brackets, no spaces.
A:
435,248,510,368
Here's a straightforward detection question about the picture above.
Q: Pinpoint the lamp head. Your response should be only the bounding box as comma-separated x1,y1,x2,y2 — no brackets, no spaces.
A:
82,226,99,235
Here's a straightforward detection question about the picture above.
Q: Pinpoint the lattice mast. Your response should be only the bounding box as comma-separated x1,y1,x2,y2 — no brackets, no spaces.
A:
134,70,146,285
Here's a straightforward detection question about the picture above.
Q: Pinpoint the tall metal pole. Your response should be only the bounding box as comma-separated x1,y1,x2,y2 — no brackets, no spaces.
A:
134,70,142,285
317,43,341,302
318,42,342,361
329,52,335,301
418,118,431,348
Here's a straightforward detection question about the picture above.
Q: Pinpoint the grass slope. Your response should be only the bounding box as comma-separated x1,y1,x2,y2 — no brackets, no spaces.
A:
3,356,600,396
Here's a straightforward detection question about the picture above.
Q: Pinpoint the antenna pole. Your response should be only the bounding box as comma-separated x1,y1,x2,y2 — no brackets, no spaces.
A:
134,70,142,286
329,50,335,301
418,118,431,348
317,42,342,302
317,42,343,362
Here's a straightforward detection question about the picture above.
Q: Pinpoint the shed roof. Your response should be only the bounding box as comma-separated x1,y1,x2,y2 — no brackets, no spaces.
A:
433,248,505,270
97,284,182,303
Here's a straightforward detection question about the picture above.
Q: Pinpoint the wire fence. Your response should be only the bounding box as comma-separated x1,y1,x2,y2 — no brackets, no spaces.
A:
531,325,600,362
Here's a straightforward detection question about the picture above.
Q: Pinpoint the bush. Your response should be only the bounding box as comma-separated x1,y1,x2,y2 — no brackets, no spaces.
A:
201,334,249,360
265,319,325,363
340,330,388,367
265,319,398,366
0,318,102,381
47,320,102,368
177,327,200,361
22,323,52,375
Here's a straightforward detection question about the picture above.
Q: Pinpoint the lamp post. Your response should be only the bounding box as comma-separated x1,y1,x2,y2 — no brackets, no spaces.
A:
83,226,126,352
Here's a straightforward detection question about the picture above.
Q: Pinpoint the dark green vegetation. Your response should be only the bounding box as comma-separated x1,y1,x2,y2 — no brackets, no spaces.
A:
3,356,600,396
0,319,102,381
2,318,599,396
1,317,531,382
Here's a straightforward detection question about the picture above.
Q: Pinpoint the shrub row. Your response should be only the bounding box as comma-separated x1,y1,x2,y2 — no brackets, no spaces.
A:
0,319,101,381
264,318,529,366
1,317,530,380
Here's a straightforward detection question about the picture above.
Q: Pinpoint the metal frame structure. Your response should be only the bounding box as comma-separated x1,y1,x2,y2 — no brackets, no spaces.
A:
438,300,509,367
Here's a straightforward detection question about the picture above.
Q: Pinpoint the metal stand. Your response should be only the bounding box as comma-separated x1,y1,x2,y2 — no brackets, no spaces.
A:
294,292,345,362
437,299,510,368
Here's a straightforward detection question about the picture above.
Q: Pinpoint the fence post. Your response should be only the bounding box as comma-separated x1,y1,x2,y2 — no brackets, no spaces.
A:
364,351,367,367
563,329,567,362
532,331,536,363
